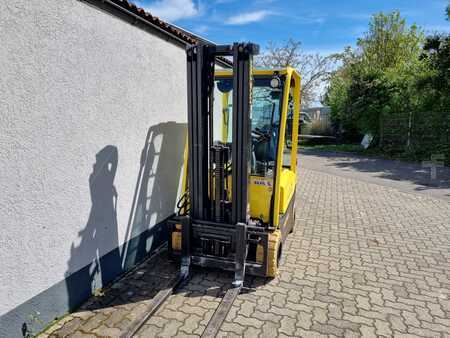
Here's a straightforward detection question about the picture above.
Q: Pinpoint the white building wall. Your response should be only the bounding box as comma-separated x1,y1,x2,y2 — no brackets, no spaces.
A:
0,1,187,334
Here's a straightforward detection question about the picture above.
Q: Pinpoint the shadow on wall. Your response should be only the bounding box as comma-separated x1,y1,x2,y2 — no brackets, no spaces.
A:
65,122,186,312
121,122,186,270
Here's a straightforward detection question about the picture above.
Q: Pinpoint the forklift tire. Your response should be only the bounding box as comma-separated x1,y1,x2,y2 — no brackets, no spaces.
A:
172,231,182,251
256,230,281,278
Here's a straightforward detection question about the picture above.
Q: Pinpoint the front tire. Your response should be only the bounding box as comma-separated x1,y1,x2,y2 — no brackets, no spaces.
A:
256,230,282,278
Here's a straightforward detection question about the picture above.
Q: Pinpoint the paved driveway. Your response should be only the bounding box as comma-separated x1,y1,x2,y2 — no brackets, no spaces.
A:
299,149,450,202
42,152,450,337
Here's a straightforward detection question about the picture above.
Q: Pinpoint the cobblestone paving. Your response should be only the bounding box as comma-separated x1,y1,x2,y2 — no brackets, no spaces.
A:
39,251,180,338
41,163,450,337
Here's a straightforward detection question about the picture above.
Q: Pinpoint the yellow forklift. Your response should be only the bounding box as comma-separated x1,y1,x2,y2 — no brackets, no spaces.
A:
168,42,301,284
125,43,301,338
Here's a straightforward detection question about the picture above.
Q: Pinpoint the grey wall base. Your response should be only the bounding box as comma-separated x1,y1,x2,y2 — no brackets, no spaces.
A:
0,220,169,338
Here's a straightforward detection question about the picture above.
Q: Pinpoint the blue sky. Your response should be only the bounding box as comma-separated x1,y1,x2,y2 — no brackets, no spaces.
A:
136,0,449,55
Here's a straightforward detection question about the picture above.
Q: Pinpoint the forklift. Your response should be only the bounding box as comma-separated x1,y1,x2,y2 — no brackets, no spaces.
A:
125,43,301,338
167,42,301,286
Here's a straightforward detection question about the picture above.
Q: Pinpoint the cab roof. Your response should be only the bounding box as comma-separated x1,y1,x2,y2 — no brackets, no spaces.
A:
215,67,300,78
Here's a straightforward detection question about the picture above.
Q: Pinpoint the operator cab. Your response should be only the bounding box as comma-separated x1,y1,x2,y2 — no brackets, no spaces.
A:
215,76,282,177
214,69,300,226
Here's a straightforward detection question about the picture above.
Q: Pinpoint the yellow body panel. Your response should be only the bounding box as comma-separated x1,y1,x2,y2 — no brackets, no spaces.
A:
249,176,273,222
215,69,290,77
279,169,296,214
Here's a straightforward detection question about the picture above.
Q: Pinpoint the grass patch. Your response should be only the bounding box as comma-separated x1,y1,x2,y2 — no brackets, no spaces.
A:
300,143,367,153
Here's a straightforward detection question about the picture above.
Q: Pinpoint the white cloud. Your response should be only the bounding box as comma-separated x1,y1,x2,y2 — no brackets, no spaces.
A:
215,0,237,4
144,0,199,22
226,10,272,25
193,25,209,34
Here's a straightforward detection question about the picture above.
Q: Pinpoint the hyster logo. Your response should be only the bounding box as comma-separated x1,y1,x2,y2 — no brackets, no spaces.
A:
252,179,273,187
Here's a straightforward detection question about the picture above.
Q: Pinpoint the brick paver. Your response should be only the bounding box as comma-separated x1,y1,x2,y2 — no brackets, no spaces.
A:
40,155,450,337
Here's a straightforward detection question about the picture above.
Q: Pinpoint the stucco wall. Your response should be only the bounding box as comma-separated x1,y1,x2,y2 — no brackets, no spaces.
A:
0,0,187,334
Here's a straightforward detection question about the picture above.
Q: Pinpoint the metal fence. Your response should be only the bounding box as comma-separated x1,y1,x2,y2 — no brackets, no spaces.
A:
380,111,450,165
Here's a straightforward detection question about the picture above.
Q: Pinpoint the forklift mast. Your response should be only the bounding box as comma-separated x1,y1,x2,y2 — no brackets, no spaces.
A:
179,43,259,286
187,43,258,224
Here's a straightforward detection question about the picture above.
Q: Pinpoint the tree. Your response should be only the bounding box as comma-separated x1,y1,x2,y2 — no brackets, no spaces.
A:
324,11,425,139
324,9,450,163
323,47,361,137
419,34,450,111
357,11,423,71
255,39,337,107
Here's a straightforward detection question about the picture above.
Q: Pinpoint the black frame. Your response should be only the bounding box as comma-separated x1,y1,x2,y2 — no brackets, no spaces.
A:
177,42,269,285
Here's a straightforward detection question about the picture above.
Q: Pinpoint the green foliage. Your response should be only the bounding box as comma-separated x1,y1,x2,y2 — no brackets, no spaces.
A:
324,10,450,164
300,143,365,153
419,34,450,111
357,11,423,71
323,48,360,136
325,11,425,135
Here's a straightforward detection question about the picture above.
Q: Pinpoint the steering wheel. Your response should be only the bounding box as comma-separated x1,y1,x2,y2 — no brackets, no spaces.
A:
252,127,270,143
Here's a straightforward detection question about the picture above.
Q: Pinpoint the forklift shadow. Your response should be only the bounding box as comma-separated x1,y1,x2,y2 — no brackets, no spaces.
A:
65,122,186,313
120,122,187,271
169,266,265,305
72,252,263,315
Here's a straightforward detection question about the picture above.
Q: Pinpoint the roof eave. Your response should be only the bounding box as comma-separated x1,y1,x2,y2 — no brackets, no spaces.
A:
95,0,232,68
